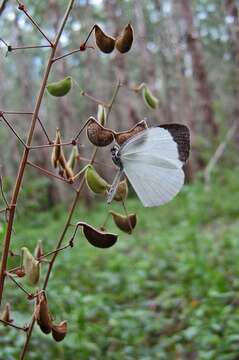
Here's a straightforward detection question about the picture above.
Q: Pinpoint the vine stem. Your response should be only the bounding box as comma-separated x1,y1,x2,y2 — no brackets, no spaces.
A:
0,0,75,309
20,79,121,359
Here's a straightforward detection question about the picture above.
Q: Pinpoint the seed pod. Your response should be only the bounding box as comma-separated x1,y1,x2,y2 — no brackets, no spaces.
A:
34,240,44,260
97,104,107,126
78,222,118,248
47,76,72,97
110,211,137,234
113,178,128,201
85,165,109,194
115,24,134,53
94,25,115,53
58,152,74,180
142,86,159,109
0,303,13,324
15,269,25,278
22,247,40,286
52,320,68,342
87,117,114,147
113,120,148,145
51,129,62,168
35,293,53,334
67,145,80,171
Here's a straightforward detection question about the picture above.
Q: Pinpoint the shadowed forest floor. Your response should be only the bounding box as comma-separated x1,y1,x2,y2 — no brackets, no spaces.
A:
1,167,239,360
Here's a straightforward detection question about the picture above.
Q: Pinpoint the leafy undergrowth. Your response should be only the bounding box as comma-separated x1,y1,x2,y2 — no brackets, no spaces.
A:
1,168,239,359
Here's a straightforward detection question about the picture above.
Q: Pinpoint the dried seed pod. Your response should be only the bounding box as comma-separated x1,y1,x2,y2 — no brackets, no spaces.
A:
0,303,13,324
34,240,44,260
115,24,134,53
113,120,148,145
78,222,118,248
85,165,109,194
47,76,72,97
97,104,107,126
35,293,53,334
110,211,137,234
52,320,68,342
58,152,74,180
51,128,62,168
113,178,128,201
15,269,25,278
87,117,114,147
67,145,80,171
22,247,40,286
142,86,159,109
94,25,115,53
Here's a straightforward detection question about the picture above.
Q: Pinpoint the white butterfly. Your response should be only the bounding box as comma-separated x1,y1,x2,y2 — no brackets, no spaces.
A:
107,124,190,207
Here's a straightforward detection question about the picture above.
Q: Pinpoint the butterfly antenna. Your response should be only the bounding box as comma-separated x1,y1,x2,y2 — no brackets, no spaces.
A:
107,169,123,204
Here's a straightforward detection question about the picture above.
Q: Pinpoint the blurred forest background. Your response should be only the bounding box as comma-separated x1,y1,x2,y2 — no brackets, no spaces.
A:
0,0,239,359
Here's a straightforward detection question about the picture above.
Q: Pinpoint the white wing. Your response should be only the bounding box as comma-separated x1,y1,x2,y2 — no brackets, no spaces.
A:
120,127,185,207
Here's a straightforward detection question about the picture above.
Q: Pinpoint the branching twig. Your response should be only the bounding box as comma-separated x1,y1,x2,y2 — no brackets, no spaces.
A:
26,161,71,184
0,318,28,332
0,113,27,147
6,272,34,298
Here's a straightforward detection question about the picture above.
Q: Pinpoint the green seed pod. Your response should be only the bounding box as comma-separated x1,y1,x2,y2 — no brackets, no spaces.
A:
113,178,128,201
85,165,109,194
87,117,114,147
22,247,40,286
35,293,53,334
110,211,137,234
0,303,13,324
51,128,62,168
113,119,148,145
47,76,72,97
94,25,115,53
97,104,107,126
52,320,68,342
142,86,159,109
115,24,134,53
67,145,79,171
78,222,118,248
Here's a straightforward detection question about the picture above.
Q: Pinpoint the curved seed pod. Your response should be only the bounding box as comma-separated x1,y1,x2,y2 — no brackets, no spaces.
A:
52,320,68,342
51,128,62,168
87,117,114,147
113,120,148,145
58,152,74,180
113,178,128,201
115,24,134,53
85,165,109,194
34,239,44,260
110,211,137,234
0,303,13,324
97,104,107,126
35,293,53,334
22,247,40,286
78,222,118,248
94,25,115,53
142,86,159,109
67,145,79,171
47,76,72,97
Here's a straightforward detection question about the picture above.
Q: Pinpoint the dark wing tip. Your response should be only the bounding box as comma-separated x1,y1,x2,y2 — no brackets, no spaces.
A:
158,123,190,162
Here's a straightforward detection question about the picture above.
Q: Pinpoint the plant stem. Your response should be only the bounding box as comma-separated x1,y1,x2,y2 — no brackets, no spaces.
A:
0,0,75,308
26,161,71,184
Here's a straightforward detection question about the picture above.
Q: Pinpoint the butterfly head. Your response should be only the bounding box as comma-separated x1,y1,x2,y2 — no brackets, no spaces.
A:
111,145,123,169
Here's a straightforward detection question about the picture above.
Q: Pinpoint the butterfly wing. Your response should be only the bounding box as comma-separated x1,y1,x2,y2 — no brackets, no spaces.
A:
120,127,187,207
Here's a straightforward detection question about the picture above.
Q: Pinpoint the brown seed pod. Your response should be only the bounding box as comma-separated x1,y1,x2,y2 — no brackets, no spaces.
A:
94,25,115,53
34,239,44,260
35,293,53,334
52,320,68,342
0,303,13,324
58,152,74,180
110,211,137,234
113,119,148,145
15,269,25,278
87,117,114,147
115,24,134,53
78,222,118,248
51,128,62,168
113,178,128,201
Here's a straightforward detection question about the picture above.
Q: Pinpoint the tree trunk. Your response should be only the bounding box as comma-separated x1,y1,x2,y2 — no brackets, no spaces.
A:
178,0,218,135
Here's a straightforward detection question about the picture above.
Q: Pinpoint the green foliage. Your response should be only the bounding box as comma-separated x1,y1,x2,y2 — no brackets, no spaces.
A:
1,167,239,359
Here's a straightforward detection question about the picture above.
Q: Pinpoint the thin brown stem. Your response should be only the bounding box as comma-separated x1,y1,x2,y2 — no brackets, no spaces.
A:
39,242,73,261
0,319,28,332
52,46,94,63
6,272,33,298
0,113,27,147
27,161,71,184
80,90,109,107
37,117,52,144
81,24,96,48
29,141,72,150
17,1,53,46
10,45,51,51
